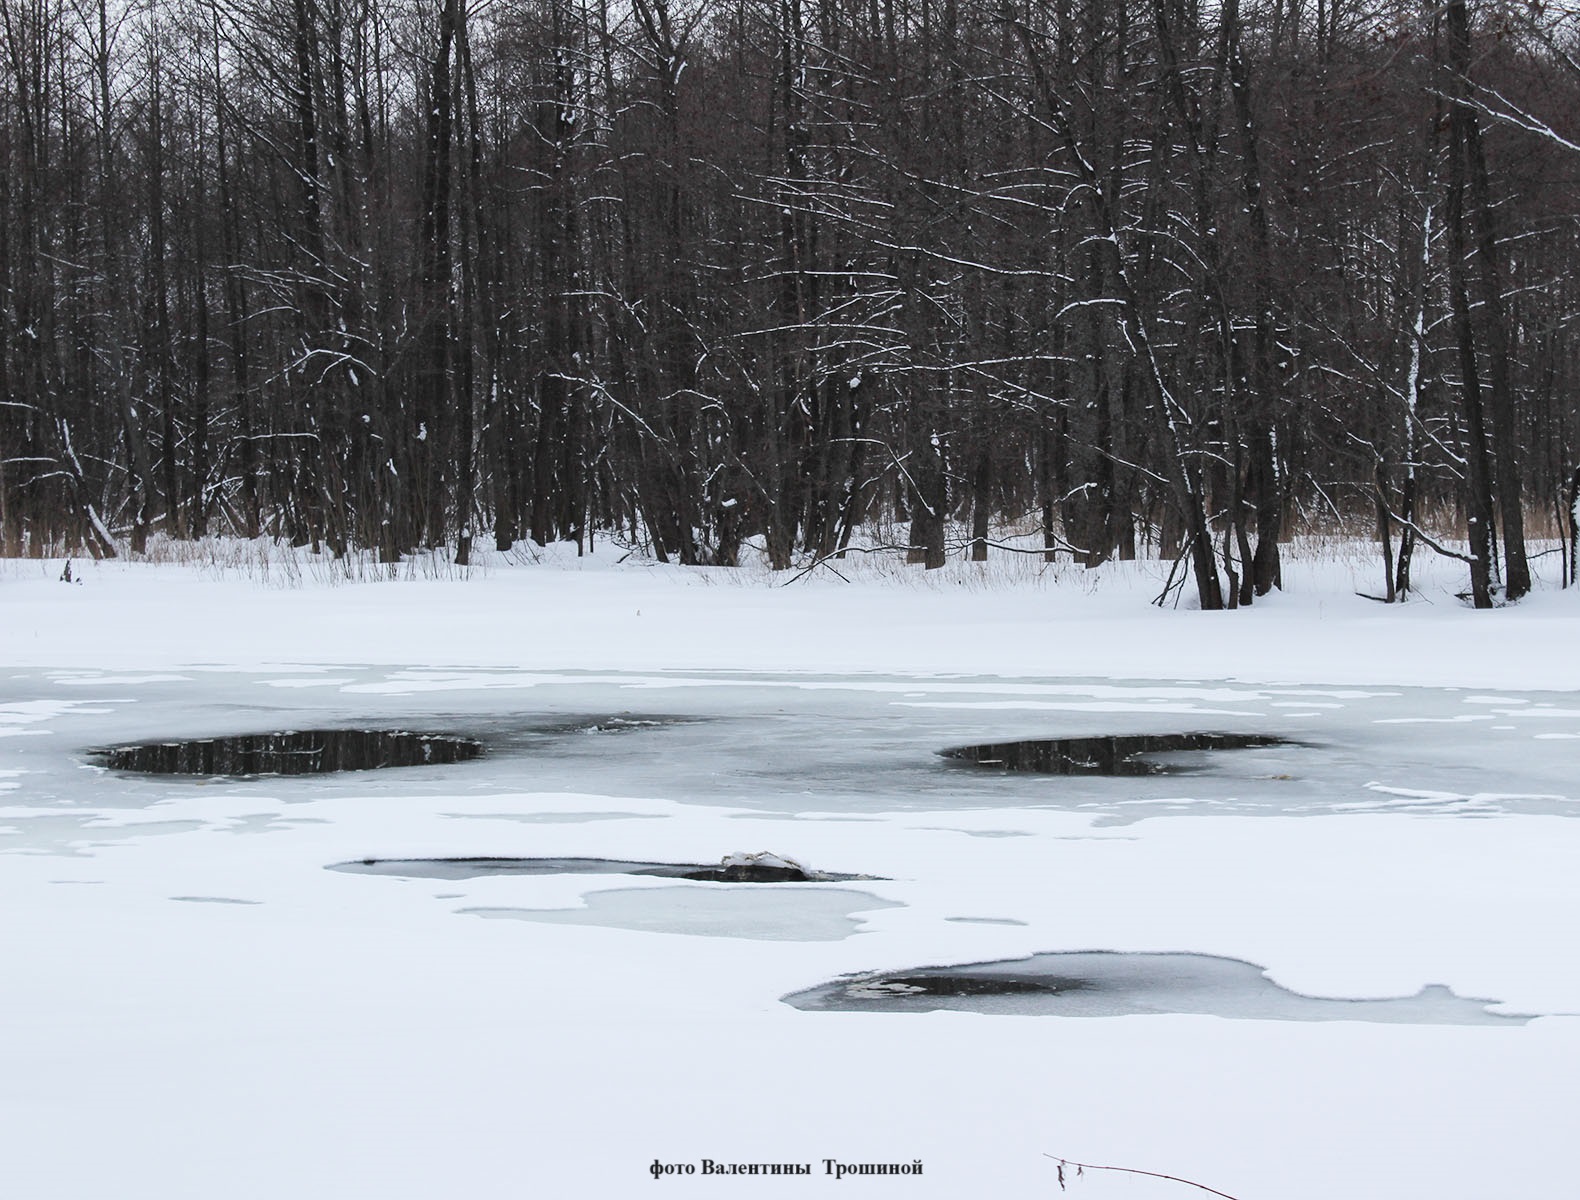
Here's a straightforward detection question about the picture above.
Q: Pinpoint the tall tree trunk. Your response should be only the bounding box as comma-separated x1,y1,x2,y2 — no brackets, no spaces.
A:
1445,0,1496,607
1453,1,1529,599
413,0,459,550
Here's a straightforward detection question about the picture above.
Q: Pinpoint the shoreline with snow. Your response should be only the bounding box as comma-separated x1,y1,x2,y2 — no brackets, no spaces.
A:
4,537,1575,690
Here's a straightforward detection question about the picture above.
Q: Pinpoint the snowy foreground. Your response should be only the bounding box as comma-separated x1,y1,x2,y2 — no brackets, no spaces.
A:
3,543,1578,1199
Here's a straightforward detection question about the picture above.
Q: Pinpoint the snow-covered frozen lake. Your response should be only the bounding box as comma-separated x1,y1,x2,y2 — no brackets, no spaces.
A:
3,556,1577,1198
10,666,1580,818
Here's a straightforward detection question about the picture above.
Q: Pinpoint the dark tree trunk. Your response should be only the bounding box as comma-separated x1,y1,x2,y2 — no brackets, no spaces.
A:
1445,0,1496,607
1456,10,1529,600
970,449,991,562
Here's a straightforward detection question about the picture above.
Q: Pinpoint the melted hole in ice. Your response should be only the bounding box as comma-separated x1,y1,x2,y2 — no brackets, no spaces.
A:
328,856,880,883
95,729,484,776
784,951,1532,1025
941,733,1290,775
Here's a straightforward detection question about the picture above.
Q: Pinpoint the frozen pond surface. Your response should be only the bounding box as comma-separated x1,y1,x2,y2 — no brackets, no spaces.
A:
5,659,1579,1200
4,662,1574,1008
3,665,1577,825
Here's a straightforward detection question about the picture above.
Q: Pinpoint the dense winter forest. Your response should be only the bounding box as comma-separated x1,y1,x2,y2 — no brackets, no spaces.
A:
0,0,1577,606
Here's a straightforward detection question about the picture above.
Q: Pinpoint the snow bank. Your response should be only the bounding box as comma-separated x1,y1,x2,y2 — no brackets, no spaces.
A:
3,539,1575,689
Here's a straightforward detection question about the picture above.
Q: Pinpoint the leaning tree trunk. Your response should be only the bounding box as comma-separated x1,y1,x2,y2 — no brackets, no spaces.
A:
1568,466,1579,588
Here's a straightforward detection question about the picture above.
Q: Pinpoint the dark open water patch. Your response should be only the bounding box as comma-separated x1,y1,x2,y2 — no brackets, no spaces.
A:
941,733,1291,775
329,855,877,883
784,951,1532,1025
96,729,484,776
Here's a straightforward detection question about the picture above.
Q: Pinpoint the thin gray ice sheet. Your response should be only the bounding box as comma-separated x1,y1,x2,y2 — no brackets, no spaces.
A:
462,886,902,941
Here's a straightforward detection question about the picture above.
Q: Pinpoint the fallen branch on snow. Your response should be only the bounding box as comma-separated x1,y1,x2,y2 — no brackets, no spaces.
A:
1047,1152,1242,1198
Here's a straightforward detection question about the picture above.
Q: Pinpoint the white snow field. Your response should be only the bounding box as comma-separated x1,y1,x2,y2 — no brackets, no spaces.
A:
3,543,1578,1199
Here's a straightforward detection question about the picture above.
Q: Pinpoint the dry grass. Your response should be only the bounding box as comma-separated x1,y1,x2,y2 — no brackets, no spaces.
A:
4,503,1572,596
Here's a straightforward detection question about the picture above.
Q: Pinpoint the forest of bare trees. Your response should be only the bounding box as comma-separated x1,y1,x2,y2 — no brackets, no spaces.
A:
1,0,1577,608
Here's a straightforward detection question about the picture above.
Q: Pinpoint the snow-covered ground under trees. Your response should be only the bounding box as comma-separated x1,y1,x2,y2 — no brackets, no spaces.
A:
3,540,1578,1199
